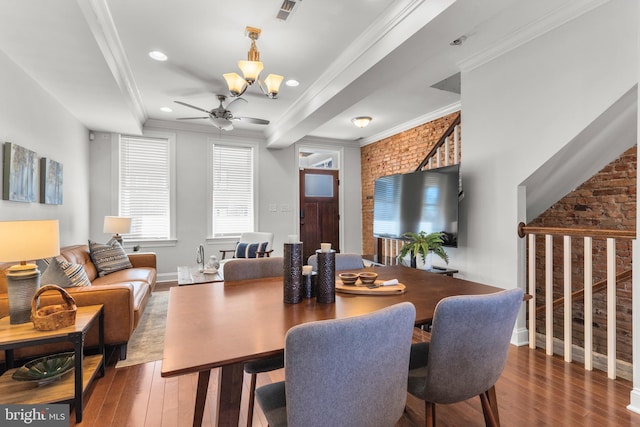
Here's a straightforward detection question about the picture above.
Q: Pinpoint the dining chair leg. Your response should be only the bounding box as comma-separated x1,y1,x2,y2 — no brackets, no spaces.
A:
479,391,499,427
486,385,501,426
247,373,257,427
424,401,436,427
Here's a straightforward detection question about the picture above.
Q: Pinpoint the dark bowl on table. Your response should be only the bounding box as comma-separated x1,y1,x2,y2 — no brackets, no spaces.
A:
358,272,378,285
339,272,359,286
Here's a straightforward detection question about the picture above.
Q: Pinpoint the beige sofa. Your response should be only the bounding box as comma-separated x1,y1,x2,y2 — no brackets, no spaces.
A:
0,244,156,362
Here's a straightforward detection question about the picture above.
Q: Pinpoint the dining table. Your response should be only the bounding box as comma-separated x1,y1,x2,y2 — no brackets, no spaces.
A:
161,264,505,427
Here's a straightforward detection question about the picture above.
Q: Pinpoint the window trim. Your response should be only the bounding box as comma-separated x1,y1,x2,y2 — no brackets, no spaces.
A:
111,130,177,244
206,138,260,241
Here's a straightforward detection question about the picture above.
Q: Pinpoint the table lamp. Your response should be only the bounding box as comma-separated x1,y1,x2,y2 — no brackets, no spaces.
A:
103,216,132,245
0,219,60,324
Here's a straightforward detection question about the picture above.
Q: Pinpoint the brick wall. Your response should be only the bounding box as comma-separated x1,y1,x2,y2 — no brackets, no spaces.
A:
360,112,460,254
528,146,636,362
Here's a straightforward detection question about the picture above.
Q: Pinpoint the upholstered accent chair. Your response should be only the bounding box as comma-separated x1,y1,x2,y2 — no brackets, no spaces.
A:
307,253,364,271
219,231,275,260
255,302,416,427
407,288,524,427
223,255,285,427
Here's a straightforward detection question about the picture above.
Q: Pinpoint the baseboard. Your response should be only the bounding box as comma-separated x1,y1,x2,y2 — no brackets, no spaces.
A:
511,327,529,346
627,389,640,414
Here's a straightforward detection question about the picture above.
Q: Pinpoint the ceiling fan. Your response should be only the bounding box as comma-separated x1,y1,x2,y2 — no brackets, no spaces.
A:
174,95,269,131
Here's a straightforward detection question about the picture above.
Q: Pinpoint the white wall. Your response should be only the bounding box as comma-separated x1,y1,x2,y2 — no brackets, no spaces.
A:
0,50,90,246
458,0,637,288
89,121,362,280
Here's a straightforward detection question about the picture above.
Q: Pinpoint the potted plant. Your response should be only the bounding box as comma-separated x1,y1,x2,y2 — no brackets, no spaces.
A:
397,231,449,270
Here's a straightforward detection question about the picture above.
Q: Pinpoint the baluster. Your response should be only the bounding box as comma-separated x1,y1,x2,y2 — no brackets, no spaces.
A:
607,238,616,379
545,234,553,355
444,136,450,166
564,236,572,362
528,234,536,349
454,124,460,164
584,236,593,371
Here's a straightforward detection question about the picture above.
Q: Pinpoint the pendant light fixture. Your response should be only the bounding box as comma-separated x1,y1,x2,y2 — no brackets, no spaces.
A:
223,26,284,99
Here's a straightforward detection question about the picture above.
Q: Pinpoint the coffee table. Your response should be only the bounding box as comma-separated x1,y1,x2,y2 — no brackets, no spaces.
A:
162,265,506,426
0,304,105,423
177,265,223,285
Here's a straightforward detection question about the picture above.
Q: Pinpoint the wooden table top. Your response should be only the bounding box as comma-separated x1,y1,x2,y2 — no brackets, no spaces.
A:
161,265,503,378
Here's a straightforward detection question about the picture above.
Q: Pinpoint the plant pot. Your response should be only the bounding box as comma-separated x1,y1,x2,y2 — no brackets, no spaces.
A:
415,252,433,271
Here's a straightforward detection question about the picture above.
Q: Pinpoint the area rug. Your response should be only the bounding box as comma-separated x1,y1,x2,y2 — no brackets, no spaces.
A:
115,290,169,368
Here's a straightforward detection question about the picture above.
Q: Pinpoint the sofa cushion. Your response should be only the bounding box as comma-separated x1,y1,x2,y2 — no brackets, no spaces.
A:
235,241,269,258
41,257,91,288
92,267,156,289
89,239,132,277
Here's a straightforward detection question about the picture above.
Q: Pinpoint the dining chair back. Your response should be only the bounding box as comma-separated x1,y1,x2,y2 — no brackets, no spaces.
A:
407,287,524,427
223,257,284,282
256,302,416,427
307,253,364,271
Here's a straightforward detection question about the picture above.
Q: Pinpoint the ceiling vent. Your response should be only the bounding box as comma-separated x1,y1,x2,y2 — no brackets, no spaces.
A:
276,0,300,21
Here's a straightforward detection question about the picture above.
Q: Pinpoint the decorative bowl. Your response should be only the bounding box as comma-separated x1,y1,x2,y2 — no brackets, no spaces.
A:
339,272,359,286
358,272,378,285
12,352,75,385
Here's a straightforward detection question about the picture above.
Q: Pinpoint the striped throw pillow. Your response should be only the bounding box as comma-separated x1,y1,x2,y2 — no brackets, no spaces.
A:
89,239,133,277
41,257,91,288
234,242,269,258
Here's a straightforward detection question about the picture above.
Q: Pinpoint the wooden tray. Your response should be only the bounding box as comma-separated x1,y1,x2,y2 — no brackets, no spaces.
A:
336,280,406,295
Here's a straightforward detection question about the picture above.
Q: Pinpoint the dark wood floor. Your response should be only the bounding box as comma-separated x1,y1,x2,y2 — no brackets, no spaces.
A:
69,324,640,427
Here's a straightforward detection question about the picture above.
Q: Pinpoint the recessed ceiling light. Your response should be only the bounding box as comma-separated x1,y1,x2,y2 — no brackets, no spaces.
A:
160,107,172,113
285,79,300,87
149,51,168,61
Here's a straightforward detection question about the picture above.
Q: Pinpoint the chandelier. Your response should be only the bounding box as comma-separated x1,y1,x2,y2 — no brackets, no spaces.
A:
223,26,284,99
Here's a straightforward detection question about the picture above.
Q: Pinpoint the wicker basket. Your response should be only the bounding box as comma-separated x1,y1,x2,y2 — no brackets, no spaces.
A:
31,284,77,331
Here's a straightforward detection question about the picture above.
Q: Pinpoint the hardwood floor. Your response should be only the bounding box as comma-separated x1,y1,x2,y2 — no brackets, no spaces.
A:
69,327,640,427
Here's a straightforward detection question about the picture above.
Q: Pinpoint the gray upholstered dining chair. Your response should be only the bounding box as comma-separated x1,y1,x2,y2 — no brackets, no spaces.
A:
307,253,364,271
223,256,285,427
407,288,524,427
255,302,416,427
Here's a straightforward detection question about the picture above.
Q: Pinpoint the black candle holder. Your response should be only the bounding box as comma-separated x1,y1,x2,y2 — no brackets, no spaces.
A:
283,242,303,304
302,272,317,299
316,249,336,304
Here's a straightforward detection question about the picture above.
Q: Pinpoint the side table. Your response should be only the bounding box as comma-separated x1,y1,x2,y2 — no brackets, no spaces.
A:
0,304,105,423
177,265,223,285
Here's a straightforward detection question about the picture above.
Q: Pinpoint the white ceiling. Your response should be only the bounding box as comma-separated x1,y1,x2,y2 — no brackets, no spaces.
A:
0,0,602,148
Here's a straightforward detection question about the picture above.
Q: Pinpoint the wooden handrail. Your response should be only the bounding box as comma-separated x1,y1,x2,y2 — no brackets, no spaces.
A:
518,222,635,239
535,269,632,317
415,112,461,172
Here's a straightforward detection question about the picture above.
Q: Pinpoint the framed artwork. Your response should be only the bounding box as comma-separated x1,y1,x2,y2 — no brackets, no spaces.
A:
40,158,63,205
2,142,38,202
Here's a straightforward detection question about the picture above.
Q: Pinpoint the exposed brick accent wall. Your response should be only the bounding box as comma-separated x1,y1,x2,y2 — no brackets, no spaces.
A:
528,146,636,362
360,112,460,254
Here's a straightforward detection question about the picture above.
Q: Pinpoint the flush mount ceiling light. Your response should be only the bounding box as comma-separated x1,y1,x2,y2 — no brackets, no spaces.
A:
351,116,372,128
223,26,284,99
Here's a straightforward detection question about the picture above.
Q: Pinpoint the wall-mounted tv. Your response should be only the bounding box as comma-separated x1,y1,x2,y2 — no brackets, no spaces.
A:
373,164,459,246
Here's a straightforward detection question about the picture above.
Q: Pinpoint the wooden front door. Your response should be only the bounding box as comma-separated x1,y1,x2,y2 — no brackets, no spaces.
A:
299,169,340,262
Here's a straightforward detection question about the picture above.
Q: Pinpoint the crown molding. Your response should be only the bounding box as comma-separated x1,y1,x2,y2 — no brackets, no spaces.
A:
458,0,611,72
77,0,147,125
358,101,461,147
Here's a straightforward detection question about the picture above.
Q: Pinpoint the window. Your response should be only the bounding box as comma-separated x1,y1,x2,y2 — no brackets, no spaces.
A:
118,133,175,241
211,143,255,237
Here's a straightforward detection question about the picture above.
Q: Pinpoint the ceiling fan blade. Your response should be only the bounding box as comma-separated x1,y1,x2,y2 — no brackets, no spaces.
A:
234,117,270,125
177,116,209,120
174,100,211,114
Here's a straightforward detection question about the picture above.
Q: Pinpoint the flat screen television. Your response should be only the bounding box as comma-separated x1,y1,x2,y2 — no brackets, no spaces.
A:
373,164,459,246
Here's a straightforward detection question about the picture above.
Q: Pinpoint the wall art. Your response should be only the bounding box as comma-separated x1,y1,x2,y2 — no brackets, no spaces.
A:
2,142,38,202
40,158,63,205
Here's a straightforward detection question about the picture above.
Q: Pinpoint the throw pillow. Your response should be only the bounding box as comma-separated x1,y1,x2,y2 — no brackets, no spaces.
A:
89,239,133,277
41,257,91,288
234,242,269,258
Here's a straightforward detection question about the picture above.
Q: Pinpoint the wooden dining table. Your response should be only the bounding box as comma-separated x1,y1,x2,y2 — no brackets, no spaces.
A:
161,264,505,427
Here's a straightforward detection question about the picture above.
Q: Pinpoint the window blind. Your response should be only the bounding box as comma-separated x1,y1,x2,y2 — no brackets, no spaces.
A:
212,144,254,237
119,135,171,240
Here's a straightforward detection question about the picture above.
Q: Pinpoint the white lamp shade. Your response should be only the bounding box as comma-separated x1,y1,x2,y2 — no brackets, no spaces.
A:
0,219,60,262
238,60,264,83
264,74,284,97
223,72,248,96
103,216,132,234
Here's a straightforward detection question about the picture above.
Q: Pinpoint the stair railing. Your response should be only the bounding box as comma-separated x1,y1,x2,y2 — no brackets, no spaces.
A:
517,222,635,379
